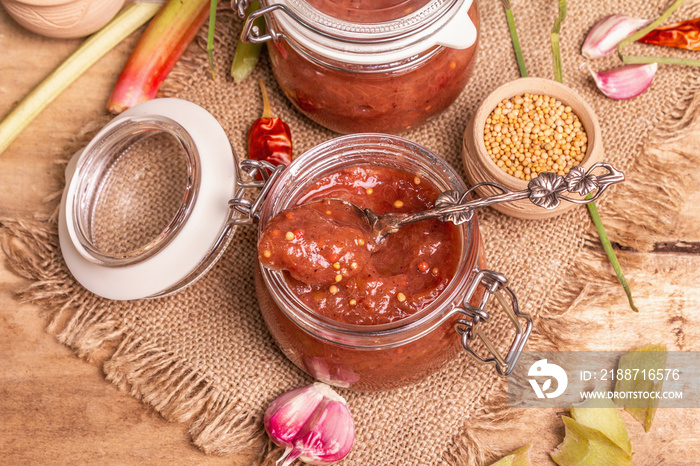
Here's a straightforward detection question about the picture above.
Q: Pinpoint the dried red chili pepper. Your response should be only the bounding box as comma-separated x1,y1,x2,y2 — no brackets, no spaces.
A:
248,79,293,175
639,18,700,51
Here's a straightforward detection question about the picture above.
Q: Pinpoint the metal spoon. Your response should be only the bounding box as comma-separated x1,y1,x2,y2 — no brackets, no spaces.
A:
335,163,624,245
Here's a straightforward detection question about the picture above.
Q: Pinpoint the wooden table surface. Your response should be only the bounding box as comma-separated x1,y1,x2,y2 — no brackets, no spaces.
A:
1,8,699,465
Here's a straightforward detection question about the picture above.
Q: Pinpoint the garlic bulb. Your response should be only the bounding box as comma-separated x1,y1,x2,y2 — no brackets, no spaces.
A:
265,382,354,465
583,63,658,100
581,14,650,59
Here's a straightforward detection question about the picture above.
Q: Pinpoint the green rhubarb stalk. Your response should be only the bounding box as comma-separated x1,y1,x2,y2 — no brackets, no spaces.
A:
551,0,567,83
501,0,527,78
586,195,638,312
618,0,689,66
106,0,210,114
0,2,160,156
231,1,265,83
206,0,217,79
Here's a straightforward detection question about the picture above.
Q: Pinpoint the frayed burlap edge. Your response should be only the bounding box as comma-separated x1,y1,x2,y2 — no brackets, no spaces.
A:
2,57,700,466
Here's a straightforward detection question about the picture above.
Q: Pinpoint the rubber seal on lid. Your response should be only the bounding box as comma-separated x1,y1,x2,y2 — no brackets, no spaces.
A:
266,0,476,65
59,99,238,300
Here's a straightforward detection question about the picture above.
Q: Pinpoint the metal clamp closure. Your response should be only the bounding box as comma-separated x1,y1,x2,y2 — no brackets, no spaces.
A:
241,4,287,44
229,159,285,225
240,3,408,46
453,269,533,377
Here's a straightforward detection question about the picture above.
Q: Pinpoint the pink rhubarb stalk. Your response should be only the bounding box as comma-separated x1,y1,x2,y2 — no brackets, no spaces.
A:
106,0,211,114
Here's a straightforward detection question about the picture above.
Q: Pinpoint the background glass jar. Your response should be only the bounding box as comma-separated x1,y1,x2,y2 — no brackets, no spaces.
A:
240,0,479,134
254,134,530,390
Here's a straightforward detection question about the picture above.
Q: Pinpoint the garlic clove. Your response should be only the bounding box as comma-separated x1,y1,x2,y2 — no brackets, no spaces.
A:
265,382,355,466
583,62,658,100
264,384,325,446
582,14,651,59
291,398,355,465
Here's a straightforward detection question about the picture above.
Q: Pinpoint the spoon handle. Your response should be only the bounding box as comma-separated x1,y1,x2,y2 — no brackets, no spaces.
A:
397,163,624,227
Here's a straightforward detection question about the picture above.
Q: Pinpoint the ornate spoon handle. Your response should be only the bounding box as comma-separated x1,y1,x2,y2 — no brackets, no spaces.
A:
369,163,624,239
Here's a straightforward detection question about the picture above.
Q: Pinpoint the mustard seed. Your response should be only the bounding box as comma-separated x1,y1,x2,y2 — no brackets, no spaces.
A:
483,93,587,181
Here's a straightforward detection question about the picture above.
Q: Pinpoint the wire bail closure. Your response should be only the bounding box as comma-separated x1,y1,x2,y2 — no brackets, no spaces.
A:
229,159,286,225
454,269,533,376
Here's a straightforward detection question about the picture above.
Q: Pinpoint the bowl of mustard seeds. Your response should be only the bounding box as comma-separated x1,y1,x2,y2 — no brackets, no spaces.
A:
462,77,603,219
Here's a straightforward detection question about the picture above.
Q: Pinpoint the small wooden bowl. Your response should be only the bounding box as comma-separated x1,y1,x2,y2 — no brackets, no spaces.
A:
1,0,125,38
462,77,603,219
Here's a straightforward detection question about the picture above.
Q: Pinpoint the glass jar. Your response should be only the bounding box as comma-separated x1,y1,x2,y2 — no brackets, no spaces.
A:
59,100,531,390
240,0,479,134
253,134,530,390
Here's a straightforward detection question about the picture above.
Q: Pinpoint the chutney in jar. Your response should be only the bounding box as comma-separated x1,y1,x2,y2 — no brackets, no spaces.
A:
258,165,461,325
254,134,487,390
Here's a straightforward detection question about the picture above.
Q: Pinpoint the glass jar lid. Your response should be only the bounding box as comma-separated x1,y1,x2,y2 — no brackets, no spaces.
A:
301,0,434,23
59,99,240,300
248,0,476,64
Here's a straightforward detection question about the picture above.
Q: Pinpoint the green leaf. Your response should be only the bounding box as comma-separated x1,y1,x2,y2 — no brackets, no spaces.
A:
571,389,632,455
551,417,632,466
489,445,533,466
614,344,668,431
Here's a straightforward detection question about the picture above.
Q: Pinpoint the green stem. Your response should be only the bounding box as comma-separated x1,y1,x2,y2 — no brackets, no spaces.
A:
259,78,272,118
586,196,638,313
207,0,217,79
551,0,567,83
231,1,265,83
617,0,700,66
621,54,700,67
0,2,160,156
618,0,686,56
618,0,692,67
503,6,527,77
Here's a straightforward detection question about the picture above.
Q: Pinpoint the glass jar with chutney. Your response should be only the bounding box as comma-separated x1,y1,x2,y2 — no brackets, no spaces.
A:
238,0,479,134
251,134,532,390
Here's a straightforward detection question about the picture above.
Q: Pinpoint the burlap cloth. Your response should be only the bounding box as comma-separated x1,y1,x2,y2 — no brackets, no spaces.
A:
3,0,700,464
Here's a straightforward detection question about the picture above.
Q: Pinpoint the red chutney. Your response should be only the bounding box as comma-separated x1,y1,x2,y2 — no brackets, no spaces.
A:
266,2,479,134
257,199,374,286
257,165,461,325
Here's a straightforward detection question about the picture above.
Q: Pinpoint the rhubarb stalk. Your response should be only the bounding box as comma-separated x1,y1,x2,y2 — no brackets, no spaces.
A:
106,0,210,114
0,2,160,156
